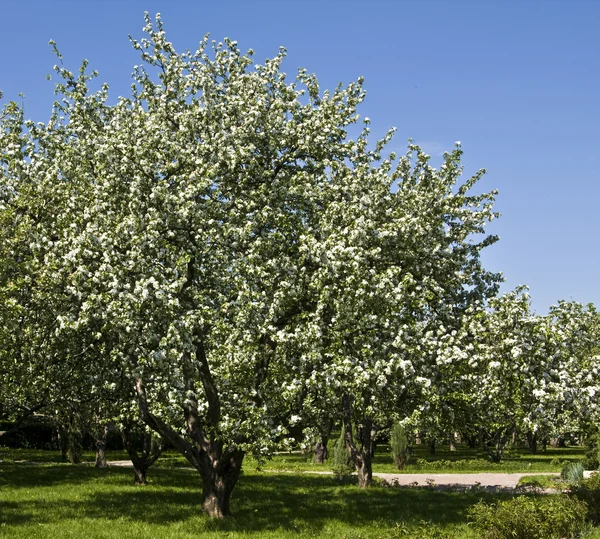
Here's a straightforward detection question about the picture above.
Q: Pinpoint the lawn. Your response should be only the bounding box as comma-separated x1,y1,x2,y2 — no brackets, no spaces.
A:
0,460,508,538
0,445,596,538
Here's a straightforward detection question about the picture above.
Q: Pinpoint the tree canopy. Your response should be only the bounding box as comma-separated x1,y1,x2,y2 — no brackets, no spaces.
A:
1,13,598,518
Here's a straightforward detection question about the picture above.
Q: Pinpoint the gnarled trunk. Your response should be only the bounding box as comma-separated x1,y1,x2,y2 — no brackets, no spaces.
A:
201,450,244,518
133,465,147,485
135,373,246,516
355,449,372,488
121,421,165,485
313,437,329,464
342,394,373,488
95,425,109,468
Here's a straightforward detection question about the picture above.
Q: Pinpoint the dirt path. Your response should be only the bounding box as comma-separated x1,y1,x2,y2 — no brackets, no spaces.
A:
104,460,595,490
373,472,557,489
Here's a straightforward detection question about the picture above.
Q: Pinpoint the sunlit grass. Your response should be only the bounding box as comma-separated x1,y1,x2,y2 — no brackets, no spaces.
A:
0,446,598,538
0,461,512,538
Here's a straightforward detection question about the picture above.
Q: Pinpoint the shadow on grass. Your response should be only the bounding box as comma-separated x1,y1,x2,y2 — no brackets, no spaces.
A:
0,464,514,535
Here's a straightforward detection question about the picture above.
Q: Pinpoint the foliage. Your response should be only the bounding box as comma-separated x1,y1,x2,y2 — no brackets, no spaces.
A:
561,460,586,485
2,8,600,517
585,431,600,470
571,472,600,524
390,423,410,470
467,495,588,539
0,417,58,449
331,428,353,480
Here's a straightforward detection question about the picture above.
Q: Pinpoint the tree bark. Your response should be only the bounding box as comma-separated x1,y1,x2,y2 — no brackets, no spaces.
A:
313,436,329,464
428,437,436,455
526,430,538,454
449,432,456,452
135,373,245,516
342,394,373,488
57,424,69,462
121,421,165,485
95,425,109,468
133,465,147,486
201,450,244,518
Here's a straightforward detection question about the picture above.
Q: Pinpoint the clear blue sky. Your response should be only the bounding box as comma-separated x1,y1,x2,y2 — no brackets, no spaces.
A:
2,0,598,314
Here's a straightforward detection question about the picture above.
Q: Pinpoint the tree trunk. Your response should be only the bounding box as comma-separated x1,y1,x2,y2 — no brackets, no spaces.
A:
551,436,566,448
135,375,245,516
356,449,372,488
57,424,69,462
370,425,378,458
313,436,328,464
67,430,82,464
341,394,373,488
428,437,436,455
95,425,109,468
526,431,538,454
449,433,456,452
201,451,244,518
133,463,148,485
542,437,548,452
121,421,165,485
483,428,508,463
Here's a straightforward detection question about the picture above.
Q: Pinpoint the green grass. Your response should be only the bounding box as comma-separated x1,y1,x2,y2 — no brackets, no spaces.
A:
246,443,587,474
1,448,599,538
0,460,514,538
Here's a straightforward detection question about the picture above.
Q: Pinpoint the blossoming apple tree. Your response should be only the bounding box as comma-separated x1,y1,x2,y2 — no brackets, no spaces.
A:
1,13,507,515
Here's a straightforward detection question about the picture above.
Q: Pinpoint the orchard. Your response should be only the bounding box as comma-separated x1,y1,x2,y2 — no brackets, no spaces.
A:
1,14,598,529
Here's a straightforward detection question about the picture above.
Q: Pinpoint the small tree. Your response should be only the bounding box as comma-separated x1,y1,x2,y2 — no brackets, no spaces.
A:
331,428,353,480
390,423,410,470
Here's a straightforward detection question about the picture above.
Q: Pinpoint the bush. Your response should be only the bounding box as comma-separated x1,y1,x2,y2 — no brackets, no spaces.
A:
331,429,353,480
584,431,600,470
413,457,491,470
0,418,58,449
390,423,410,470
467,495,588,539
561,460,585,485
571,471,600,524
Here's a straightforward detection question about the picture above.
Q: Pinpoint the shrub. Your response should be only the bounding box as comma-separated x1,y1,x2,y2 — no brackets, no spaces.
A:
561,460,585,485
390,423,410,470
388,519,460,538
571,471,600,524
0,418,58,450
467,495,588,539
331,429,353,480
584,431,600,470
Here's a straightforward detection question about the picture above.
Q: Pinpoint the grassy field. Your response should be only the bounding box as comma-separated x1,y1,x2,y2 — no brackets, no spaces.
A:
0,460,510,538
0,446,595,538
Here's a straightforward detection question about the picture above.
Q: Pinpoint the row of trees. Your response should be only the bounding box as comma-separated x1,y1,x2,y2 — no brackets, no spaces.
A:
1,14,598,518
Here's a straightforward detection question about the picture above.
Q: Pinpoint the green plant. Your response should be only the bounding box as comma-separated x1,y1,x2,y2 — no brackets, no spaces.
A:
584,431,600,470
570,471,600,524
561,460,585,485
468,495,588,539
390,423,410,470
331,428,353,480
